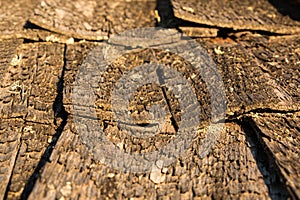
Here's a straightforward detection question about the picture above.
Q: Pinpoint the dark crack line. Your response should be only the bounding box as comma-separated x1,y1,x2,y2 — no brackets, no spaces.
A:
237,118,291,200
150,49,179,132
156,0,180,28
53,44,68,125
3,126,24,200
20,44,69,200
159,85,179,132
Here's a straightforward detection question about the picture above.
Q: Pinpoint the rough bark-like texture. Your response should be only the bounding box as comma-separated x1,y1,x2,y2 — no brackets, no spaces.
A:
0,42,64,199
197,35,300,116
28,121,270,199
0,39,23,84
247,112,300,199
6,123,56,200
0,0,40,37
29,0,157,40
1,34,299,200
63,35,300,119
179,27,219,38
1,43,64,122
63,42,100,109
64,45,198,153
156,0,219,37
0,39,24,200
0,119,23,200
172,0,300,34
0,0,300,199
241,35,300,103
26,37,297,199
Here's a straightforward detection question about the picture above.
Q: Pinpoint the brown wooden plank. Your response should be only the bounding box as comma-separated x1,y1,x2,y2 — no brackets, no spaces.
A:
63,35,300,122
0,42,64,199
1,42,64,123
0,39,24,200
172,0,300,34
21,40,278,199
64,44,182,153
1,0,298,199
247,112,300,199
27,121,270,199
240,35,300,103
5,31,295,199
29,0,157,40
197,35,300,116
63,46,224,159
63,42,100,108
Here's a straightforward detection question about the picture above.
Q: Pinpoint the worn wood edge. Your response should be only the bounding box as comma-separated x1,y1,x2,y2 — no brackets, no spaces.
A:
173,1,300,35
244,112,300,199
28,18,109,41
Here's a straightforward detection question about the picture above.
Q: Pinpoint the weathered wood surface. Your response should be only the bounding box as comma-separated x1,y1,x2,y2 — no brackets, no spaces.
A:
246,112,300,199
27,121,271,199
0,0,39,38
179,27,219,38
0,119,23,200
62,35,300,120
0,41,64,199
0,42,64,121
172,0,300,34
0,0,68,42
29,0,157,40
0,39,23,82
28,34,297,199
64,34,300,112
0,40,24,200
198,35,300,116
0,0,299,199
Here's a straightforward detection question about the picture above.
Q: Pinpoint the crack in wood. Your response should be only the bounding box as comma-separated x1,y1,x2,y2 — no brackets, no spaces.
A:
3,127,23,200
20,45,70,200
238,118,291,199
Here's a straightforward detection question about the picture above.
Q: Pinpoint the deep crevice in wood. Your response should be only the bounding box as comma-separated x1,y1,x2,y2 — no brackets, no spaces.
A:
3,128,23,200
238,118,291,199
23,21,43,30
22,38,42,44
155,66,179,132
156,0,179,28
20,44,70,200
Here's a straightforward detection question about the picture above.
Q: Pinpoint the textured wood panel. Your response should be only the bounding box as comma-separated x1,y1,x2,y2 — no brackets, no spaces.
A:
29,0,157,40
247,112,300,199
172,0,300,34
28,121,270,199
